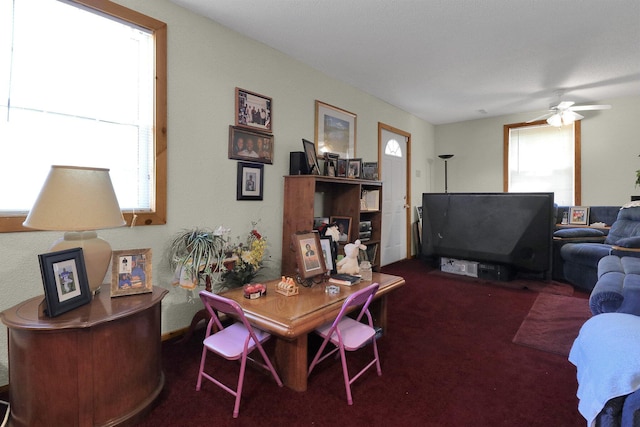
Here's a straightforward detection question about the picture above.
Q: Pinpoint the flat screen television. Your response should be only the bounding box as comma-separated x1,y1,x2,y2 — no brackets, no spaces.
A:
421,192,554,274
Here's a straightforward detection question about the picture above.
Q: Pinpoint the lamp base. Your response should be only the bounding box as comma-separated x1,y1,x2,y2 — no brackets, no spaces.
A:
50,231,112,295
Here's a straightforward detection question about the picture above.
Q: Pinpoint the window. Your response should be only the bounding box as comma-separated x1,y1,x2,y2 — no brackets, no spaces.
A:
503,120,581,206
0,0,167,232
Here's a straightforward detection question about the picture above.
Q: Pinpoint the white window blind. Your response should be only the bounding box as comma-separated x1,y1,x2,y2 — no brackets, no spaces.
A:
0,0,155,213
508,124,574,205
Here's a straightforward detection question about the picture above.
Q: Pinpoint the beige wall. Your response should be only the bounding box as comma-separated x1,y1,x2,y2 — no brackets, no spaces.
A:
0,0,435,386
433,95,640,204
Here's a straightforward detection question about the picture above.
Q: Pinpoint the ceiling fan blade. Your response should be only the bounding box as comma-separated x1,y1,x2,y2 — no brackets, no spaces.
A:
568,104,612,111
556,101,575,110
526,112,553,123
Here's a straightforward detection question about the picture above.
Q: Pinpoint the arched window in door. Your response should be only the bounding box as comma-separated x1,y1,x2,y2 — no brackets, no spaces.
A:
385,139,402,157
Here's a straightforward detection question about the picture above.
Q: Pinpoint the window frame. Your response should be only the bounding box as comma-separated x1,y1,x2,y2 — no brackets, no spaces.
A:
503,120,581,205
0,0,167,232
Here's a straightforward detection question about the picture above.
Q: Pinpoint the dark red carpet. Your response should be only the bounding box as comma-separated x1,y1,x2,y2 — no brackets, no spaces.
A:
132,259,587,426
513,292,592,356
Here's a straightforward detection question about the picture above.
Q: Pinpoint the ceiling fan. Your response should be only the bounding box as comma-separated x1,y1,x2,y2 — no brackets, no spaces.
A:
527,101,612,127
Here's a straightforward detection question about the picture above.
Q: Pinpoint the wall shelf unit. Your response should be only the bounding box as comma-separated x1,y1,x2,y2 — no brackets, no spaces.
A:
281,175,383,277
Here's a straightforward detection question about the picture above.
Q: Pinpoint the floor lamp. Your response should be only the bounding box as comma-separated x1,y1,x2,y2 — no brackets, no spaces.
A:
438,154,454,193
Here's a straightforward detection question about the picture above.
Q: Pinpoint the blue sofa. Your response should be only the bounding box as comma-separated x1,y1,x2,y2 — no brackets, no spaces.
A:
559,205,640,291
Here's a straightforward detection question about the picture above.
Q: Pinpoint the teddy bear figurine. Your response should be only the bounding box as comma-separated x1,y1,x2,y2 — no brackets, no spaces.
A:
336,239,367,275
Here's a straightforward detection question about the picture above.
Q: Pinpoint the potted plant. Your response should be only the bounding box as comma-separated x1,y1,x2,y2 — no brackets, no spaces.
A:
168,227,228,292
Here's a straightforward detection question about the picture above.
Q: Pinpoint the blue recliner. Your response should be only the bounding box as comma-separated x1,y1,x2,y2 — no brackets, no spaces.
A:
561,205,640,291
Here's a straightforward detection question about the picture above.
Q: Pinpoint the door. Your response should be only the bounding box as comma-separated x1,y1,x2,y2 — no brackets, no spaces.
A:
379,123,410,266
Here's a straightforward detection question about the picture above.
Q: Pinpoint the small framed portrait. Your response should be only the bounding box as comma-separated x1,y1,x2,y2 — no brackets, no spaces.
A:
337,159,348,177
38,248,91,317
315,100,356,158
347,159,362,178
292,231,327,279
228,126,274,164
569,206,590,225
111,248,153,297
302,138,320,175
237,161,264,200
330,216,352,243
323,152,339,177
320,235,338,274
235,87,272,132
362,161,379,180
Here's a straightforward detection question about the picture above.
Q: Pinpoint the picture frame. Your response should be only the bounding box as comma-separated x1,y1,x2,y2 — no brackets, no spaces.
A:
323,152,339,177
302,138,320,175
237,162,264,200
569,206,590,225
314,217,330,229
228,126,274,164
337,159,348,177
347,158,362,178
38,248,91,317
330,216,352,243
291,231,327,279
235,87,272,132
315,100,357,158
320,235,337,274
111,248,153,297
362,161,379,180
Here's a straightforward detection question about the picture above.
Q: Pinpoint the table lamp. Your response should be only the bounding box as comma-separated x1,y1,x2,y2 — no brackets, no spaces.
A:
23,165,126,294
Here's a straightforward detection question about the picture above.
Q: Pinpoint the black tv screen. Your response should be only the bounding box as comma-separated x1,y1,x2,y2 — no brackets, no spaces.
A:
422,192,554,273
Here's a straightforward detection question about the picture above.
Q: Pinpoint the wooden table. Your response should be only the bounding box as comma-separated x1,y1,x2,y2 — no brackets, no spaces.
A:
221,272,405,391
0,286,168,427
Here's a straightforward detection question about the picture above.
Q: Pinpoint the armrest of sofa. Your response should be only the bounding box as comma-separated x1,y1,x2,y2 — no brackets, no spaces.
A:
554,228,606,243
590,256,626,315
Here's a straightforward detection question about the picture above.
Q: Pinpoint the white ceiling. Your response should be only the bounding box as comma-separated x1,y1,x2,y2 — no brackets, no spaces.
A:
170,0,640,125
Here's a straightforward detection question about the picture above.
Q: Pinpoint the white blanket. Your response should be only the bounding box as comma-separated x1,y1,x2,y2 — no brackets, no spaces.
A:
568,312,640,427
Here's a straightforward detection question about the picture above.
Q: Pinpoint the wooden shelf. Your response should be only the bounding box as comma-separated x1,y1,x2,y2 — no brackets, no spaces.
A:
281,175,383,276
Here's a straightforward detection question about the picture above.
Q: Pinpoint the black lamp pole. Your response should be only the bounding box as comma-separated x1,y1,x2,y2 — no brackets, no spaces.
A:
438,154,454,193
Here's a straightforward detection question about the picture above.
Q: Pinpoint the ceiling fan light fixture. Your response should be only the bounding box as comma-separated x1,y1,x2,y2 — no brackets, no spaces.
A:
547,114,563,127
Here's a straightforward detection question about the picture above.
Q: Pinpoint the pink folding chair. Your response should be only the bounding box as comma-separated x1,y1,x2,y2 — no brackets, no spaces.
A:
196,290,283,418
307,282,382,405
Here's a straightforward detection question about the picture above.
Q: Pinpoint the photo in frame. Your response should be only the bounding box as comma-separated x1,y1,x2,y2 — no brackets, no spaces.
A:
347,158,362,178
237,162,264,200
302,138,320,175
315,100,356,158
330,216,352,243
323,152,339,177
337,159,348,177
235,87,272,132
292,231,327,279
569,206,590,225
362,161,379,180
38,247,91,317
320,236,338,274
228,126,273,164
111,248,153,297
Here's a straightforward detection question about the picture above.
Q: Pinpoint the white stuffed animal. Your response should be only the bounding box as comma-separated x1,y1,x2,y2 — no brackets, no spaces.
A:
336,239,367,275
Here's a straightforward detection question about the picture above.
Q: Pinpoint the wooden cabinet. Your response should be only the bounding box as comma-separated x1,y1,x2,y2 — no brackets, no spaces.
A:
281,175,383,277
0,287,168,427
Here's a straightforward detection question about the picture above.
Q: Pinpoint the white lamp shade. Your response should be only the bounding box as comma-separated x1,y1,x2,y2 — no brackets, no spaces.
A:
23,165,126,231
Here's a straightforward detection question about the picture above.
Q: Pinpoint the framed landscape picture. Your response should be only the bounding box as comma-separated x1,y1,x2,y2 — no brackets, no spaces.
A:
314,100,356,158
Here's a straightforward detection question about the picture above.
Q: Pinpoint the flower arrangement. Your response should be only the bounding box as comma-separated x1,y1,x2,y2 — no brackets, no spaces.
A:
222,224,268,287
168,222,267,293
